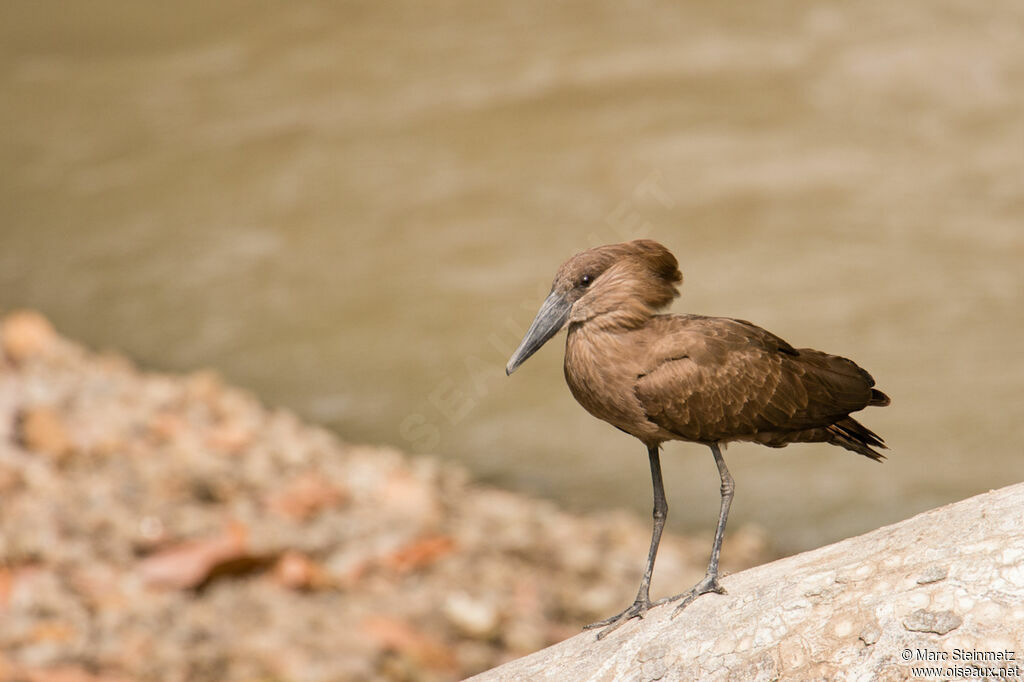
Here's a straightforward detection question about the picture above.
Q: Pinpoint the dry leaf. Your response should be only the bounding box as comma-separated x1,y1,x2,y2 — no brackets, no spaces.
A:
272,550,326,590
0,567,13,609
139,522,249,589
20,665,135,682
1,310,57,362
266,473,348,520
362,615,456,671
17,407,74,460
383,535,456,574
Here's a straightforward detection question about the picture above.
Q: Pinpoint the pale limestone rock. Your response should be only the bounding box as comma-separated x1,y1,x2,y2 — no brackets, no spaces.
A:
471,483,1024,682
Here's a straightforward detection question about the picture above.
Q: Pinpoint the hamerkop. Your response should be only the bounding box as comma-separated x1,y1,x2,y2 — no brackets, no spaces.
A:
506,239,890,638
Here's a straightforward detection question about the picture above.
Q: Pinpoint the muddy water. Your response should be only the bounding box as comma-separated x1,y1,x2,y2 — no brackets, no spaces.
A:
3,0,1022,551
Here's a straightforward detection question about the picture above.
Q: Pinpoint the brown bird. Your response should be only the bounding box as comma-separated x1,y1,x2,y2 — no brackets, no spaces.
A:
506,239,889,638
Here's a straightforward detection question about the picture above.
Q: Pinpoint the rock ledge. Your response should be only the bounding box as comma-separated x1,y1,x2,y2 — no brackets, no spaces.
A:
472,482,1024,682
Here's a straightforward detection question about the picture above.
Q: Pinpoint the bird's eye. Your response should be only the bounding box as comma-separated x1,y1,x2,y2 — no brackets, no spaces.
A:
579,274,593,288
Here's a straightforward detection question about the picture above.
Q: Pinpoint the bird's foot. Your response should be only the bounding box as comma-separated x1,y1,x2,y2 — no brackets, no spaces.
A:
583,597,661,640
669,572,726,618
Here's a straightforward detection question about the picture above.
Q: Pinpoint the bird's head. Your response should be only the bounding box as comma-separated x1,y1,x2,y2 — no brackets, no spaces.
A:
506,239,682,375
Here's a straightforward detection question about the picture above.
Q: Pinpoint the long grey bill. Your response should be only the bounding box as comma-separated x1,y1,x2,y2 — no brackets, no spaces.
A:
505,291,571,375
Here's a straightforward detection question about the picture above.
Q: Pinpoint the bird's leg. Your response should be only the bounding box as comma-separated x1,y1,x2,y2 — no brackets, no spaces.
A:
670,442,733,617
585,445,668,639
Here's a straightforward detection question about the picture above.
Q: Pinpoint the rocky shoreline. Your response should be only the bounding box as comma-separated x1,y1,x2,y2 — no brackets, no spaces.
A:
0,311,772,682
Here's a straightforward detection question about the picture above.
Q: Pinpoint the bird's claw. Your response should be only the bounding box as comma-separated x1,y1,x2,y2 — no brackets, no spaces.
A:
583,597,656,639
583,574,726,638
669,573,726,618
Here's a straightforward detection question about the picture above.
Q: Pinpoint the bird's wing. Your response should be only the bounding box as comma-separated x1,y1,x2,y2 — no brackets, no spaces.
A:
634,315,877,442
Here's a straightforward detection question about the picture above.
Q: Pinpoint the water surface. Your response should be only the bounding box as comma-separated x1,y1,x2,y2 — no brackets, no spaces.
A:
3,0,1022,552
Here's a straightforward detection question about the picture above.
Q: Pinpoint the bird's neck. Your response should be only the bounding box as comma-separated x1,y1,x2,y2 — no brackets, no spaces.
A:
564,317,646,376
570,303,653,333
563,319,651,438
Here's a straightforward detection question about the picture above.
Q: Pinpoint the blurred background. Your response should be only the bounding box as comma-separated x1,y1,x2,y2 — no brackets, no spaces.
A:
3,0,1022,555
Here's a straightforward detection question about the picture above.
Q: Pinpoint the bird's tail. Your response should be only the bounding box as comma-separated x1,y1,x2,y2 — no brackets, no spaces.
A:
869,389,891,407
827,417,887,461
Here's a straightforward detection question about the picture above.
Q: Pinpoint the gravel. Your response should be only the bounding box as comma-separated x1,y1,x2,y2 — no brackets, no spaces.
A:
0,310,773,681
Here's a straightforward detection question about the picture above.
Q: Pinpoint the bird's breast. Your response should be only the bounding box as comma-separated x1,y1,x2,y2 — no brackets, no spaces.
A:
563,325,662,442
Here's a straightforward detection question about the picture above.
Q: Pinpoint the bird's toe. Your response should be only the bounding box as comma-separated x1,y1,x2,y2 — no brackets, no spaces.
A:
584,598,655,639
669,573,727,618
